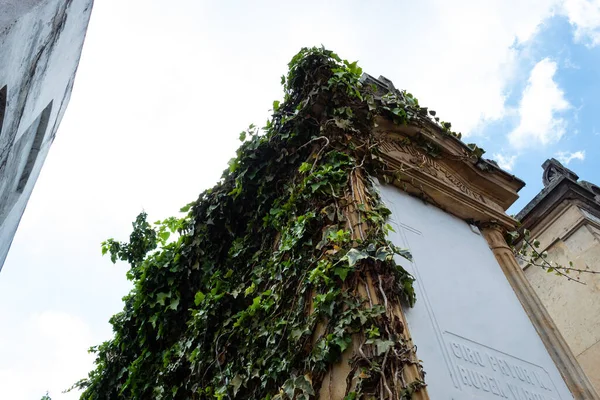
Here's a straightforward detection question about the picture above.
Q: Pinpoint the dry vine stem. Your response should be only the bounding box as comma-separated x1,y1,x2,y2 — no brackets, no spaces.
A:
316,167,428,400
518,237,600,285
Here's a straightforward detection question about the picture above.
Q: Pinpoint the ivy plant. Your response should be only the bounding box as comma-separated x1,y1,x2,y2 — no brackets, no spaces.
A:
73,46,490,400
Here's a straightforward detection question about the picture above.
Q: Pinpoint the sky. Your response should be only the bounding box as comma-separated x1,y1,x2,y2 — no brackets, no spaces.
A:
1,0,600,398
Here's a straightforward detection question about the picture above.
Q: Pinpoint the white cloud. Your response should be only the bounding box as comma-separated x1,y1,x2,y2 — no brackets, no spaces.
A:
562,0,600,45
508,58,570,148
0,311,95,399
493,153,518,171
359,0,560,136
555,150,586,164
563,57,581,69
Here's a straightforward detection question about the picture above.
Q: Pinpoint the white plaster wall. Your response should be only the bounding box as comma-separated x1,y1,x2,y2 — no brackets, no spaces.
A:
0,0,93,269
379,185,573,400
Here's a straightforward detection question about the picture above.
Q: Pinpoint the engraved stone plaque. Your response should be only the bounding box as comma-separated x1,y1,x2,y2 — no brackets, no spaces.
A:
379,184,572,399
445,332,560,399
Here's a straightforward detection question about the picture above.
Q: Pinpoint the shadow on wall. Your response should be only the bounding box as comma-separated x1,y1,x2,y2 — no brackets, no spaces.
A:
0,98,53,224
0,86,6,136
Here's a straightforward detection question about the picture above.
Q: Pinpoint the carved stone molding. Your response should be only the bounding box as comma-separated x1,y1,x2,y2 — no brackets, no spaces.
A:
379,140,491,206
373,117,522,229
481,224,600,399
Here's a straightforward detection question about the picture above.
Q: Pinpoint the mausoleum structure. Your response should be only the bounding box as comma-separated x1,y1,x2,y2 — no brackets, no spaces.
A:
516,158,600,394
353,74,599,399
0,0,93,270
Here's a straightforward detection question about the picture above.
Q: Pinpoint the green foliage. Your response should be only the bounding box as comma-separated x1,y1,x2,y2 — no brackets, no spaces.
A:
76,46,480,399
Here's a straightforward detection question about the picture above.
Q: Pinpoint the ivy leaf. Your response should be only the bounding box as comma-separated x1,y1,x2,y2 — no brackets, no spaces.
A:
321,204,336,222
396,248,412,261
345,248,369,267
375,247,391,261
506,230,519,244
334,118,352,130
311,182,325,192
466,143,486,158
179,202,193,213
168,297,180,311
375,339,395,355
295,375,315,396
334,266,350,281
159,231,170,243
290,327,310,341
333,335,352,352
282,379,295,399
298,162,311,174
231,375,243,397
156,292,169,306
193,291,205,306
244,283,256,296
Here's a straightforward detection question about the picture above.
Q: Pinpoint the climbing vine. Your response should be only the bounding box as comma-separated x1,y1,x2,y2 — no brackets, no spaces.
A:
74,47,489,400
508,229,600,284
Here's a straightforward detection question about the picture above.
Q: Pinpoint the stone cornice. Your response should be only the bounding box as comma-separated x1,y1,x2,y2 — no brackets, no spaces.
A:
373,117,522,229
517,175,600,231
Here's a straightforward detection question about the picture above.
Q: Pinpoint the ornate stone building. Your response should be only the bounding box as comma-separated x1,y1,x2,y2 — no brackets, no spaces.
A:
320,73,599,398
0,0,93,270
516,158,600,393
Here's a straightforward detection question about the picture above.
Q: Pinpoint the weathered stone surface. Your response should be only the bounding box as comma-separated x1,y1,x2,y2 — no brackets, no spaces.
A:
579,342,600,393
518,159,600,395
0,0,93,270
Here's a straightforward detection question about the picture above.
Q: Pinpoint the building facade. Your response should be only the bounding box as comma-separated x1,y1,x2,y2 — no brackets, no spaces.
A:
318,74,598,399
517,158,600,393
0,0,93,270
